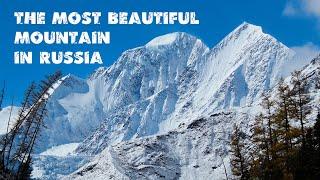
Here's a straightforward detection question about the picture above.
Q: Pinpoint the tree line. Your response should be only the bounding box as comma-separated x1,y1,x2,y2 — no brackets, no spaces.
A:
0,71,62,179
230,70,320,180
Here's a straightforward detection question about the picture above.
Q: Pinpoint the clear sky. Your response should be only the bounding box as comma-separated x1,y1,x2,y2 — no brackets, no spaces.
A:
0,0,319,106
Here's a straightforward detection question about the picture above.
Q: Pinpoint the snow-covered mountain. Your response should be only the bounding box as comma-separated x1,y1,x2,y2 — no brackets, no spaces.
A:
22,22,319,179
65,54,320,180
75,22,294,155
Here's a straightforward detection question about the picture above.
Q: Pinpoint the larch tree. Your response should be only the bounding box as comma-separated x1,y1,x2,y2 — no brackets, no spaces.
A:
290,70,311,146
230,124,249,180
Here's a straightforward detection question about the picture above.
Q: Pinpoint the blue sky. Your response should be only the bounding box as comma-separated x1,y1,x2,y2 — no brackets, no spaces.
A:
0,0,319,106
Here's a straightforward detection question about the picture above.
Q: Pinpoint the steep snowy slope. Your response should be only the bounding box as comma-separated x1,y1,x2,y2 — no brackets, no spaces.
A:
161,23,294,131
66,54,320,180
76,22,295,155
75,32,209,154
65,110,255,180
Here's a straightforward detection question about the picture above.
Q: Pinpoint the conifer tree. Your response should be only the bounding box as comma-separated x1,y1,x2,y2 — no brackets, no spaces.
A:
274,80,292,158
290,70,311,146
313,111,320,178
295,128,316,179
230,71,320,179
261,92,275,148
269,79,300,178
230,125,249,180
314,111,320,147
2,82,37,169
250,114,268,178
250,110,282,179
0,71,62,178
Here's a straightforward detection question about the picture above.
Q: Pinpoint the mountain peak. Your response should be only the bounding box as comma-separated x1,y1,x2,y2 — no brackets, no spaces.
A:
237,21,262,32
225,22,264,42
209,22,284,59
145,32,199,48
